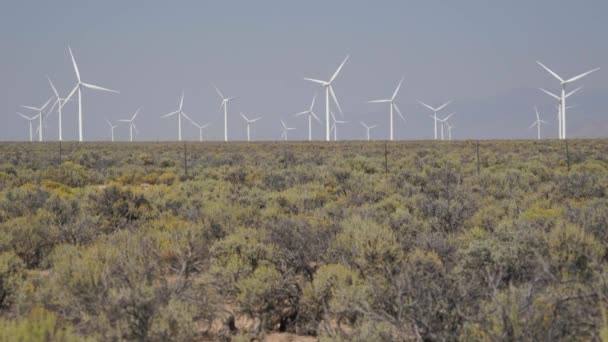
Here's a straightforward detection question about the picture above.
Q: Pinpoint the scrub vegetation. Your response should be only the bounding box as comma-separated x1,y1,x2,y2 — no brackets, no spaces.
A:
0,140,607,341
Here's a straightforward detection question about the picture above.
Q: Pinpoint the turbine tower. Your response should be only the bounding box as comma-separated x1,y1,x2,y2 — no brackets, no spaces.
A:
529,107,548,140
295,94,322,141
118,108,141,142
161,92,193,141
212,83,238,142
445,122,455,141
304,55,349,141
64,46,119,142
21,98,52,142
240,113,262,142
280,120,295,141
419,101,452,140
360,122,379,141
47,76,70,141
105,119,118,142
537,61,599,139
330,112,348,141
539,86,581,139
16,112,38,142
368,78,405,141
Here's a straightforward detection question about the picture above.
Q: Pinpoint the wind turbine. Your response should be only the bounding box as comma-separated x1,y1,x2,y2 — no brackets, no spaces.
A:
64,46,119,142
539,86,581,139
212,83,238,142
118,108,140,142
445,122,455,141
46,76,70,141
330,112,348,141
280,120,296,141
16,112,38,142
537,61,599,139
161,92,193,141
529,107,548,140
105,119,118,142
419,101,452,140
304,55,349,141
21,98,52,142
367,78,406,141
437,113,455,141
295,94,322,141
240,113,262,142
190,121,211,142
360,122,379,141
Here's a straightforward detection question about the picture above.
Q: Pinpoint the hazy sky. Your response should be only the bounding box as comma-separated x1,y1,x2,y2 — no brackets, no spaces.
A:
2,1,607,141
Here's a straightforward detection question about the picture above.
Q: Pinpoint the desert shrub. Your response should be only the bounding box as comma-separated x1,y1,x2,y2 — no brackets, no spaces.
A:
0,183,49,219
0,251,24,310
87,185,152,233
548,225,604,281
237,264,284,331
157,172,177,186
332,215,402,277
0,307,94,342
44,161,91,187
3,211,59,268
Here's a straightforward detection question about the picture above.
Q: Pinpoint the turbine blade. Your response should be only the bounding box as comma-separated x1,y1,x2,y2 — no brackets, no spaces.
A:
529,121,537,129
392,77,404,100
118,119,131,122
21,105,40,111
436,100,452,112
64,85,79,103
226,96,238,102
566,86,583,98
539,88,560,100
179,92,184,111
240,112,248,121
310,94,317,110
105,119,113,127
40,97,53,111
370,125,378,129
81,82,119,93
295,111,308,116
47,76,60,98
161,111,179,118
419,101,435,111
303,78,327,85
251,117,262,122
393,103,406,123
132,108,140,120
368,99,391,103
566,67,600,83
211,83,224,99
329,55,349,83
536,60,564,82
329,86,343,115
360,121,368,128
281,120,287,129
311,111,322,124
535,107,540,121
68,46,81,82
132,123,139,135
17,112,30,120
443,112,454,121
181,111,195,125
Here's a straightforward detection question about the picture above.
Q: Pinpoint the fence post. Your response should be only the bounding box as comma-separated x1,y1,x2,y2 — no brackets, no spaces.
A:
476,140,480,176
565,139,570,172
384,140,389,174
183,142,188,178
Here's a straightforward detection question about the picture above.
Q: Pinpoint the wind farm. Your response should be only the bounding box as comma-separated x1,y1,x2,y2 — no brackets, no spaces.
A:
1,2,607,341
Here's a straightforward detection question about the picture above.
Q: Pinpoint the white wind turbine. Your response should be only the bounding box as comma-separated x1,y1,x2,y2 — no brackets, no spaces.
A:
190,121,211,142
105,119,118,142
212,83,238,142
304,55,349,141
16,112,38,142
445,122,455,141
367,78,406,141
64,46,119,142
330,111,348,141
437,113,455,141
419,101,452,140
280,120,296,141
295,94,322,141
118,108,141,142
240,113,262,142
21,98,52,142
161,92,193,141
539,86,581,139
529,107,548,140
360,122,379,141
46,76,71,141
537,61,599,140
